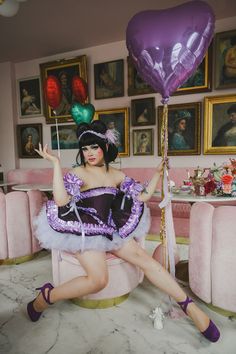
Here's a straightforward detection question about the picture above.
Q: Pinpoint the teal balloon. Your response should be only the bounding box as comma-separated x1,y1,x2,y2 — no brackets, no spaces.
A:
70,102,95,125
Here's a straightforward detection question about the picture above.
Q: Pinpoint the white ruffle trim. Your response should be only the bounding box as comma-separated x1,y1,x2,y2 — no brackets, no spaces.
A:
34,204,151,253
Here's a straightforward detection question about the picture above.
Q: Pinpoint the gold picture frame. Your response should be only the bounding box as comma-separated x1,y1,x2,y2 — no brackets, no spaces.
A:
204,94,236,154
127,56,155,96
94,108,129,157
94,59,124,99
131,97,155,126
17,76,42,118
214,29,236,90
173,45,212,95
40,55,88,123
133,129,154,156
158,102,201,156
17,123,43,158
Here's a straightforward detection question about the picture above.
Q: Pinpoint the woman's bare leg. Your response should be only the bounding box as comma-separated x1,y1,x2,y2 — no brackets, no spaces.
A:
33,250,108,312
112,239,210,333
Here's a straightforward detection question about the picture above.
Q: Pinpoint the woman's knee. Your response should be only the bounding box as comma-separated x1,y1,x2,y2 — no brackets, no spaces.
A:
88,271,109,292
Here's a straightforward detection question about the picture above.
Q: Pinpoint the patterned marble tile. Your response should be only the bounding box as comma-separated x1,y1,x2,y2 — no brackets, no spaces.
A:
0,242,235,354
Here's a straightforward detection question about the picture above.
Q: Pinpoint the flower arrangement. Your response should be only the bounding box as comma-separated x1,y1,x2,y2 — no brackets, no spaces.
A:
189,159,236,197
205,159,236,196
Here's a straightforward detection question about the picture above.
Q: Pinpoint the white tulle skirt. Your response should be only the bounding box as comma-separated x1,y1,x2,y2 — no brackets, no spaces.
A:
34,204,151,253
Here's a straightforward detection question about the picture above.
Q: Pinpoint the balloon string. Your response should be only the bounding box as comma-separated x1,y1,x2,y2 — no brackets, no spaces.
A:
160,103,168,269
55,118,61,159
160,103,177,277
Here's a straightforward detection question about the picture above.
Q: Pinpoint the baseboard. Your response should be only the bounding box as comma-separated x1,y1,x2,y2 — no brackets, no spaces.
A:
146,234,190,245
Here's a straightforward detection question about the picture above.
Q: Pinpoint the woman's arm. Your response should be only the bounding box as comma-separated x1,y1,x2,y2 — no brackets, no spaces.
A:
35,143,70,206
137,160,164,203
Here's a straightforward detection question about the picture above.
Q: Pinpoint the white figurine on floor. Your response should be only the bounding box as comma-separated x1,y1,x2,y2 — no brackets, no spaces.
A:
149,306,165,330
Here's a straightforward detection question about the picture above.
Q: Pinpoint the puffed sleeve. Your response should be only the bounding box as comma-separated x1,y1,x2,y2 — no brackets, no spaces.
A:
120,176,146,200
63,172,84,201
111,177,150,239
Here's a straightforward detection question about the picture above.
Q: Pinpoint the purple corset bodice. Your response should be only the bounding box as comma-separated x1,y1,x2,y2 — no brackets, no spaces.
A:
59,189,115,224
46,172,145,240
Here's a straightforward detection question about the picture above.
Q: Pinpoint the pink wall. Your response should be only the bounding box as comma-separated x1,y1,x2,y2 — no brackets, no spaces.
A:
0,16,236,176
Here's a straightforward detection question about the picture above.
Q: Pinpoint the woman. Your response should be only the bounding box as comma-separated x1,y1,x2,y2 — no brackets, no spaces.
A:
28,120,220,343
21,88,40,115
170,112,191,150
137,133,151,153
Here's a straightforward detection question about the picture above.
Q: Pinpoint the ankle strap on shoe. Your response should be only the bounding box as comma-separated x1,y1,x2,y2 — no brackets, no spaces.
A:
36,283,54,305
177,296,193,314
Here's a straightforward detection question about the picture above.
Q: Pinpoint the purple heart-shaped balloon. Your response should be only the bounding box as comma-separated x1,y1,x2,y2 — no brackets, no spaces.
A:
126,0,215,100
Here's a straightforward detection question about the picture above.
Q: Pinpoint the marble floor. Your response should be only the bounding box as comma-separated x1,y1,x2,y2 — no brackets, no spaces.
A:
0,241,235,354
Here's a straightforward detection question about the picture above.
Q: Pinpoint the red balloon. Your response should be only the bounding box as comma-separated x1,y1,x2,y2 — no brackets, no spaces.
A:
44,75,62,110
72,75,88,103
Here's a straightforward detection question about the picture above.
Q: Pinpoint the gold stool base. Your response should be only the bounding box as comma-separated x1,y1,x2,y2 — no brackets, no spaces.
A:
0,254,35,265
71,293,129,309
0,250,48,265
205,302,236,318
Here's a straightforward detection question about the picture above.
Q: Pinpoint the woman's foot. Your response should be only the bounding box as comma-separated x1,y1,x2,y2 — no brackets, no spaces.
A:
27,283,54,322
178,296,220,342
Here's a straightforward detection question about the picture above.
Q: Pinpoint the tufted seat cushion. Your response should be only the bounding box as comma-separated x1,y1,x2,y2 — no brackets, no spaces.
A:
0,190,44,262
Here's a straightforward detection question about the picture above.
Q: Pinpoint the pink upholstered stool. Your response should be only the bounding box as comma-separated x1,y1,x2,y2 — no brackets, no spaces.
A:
51,239,145,308
189,202,236,316
0,190,43,265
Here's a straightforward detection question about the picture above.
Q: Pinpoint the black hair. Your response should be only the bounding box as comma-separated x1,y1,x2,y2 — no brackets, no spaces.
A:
227,104,236,115
76,120,118,170
173,117,188,130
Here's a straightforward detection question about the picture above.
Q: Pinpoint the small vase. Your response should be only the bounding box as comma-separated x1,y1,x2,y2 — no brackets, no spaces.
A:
194,184,205,196
222,183,232,195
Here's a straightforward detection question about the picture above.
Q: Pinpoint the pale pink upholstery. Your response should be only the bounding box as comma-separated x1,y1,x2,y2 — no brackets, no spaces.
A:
0,190,44,260
52,238,145,301
189,202,236,312
7,168,68,184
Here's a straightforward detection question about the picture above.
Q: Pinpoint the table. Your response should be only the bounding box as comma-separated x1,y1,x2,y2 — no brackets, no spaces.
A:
0,182,18,193
154,191,236,204
12,184,53,192
153,191,236,283
12,184,53,199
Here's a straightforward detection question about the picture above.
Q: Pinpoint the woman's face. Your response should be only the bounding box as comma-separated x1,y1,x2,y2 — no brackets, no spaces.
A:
229,112,236,124
178,119,186,131
81,144,105,166
22,89,28,96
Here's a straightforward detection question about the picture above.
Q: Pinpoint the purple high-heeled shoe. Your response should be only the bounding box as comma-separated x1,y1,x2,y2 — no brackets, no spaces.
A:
27,282,54,322
177,296,220,342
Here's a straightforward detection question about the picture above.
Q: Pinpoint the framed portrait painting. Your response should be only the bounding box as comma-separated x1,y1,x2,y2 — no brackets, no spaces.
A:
158,102,201,156
133,129,154,156
50,124,78,150
173,45,212,95
131,97,155,126
214,29,236,90
204,94,236,154
127,56,155,96
40,55,88,123
94,59,124,99
17,123,42,158
17,76,42,118
94,108,129,157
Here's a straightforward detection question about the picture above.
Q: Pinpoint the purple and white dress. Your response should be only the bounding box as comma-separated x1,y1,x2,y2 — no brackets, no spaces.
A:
34,172,150,253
